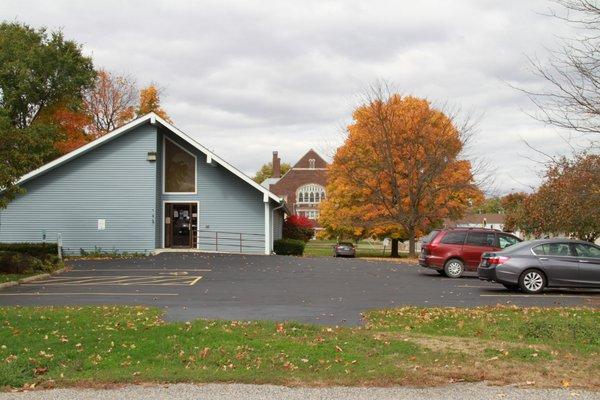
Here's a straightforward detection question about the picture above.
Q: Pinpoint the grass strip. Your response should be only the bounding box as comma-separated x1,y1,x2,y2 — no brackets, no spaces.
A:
0,306,598,390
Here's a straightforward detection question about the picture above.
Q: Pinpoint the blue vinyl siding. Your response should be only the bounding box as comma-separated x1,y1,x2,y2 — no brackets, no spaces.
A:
0,121,281,255
0,124,157,255
158,129,268,254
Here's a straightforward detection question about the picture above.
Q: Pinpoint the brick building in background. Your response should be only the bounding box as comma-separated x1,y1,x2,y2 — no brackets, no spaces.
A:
261,149,328,229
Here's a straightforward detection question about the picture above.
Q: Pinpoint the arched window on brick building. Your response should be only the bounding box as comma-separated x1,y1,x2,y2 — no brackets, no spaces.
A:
296,183,326,205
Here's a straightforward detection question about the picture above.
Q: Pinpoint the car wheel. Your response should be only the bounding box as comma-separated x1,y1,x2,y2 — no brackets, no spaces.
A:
444,259,464,278
502,283,519,291
519,269,546,294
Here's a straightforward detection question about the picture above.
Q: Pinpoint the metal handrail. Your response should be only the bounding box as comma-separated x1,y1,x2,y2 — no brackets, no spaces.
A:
198,230,265,252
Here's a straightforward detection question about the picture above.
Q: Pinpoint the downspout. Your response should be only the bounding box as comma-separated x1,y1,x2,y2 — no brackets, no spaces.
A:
270,201,286,254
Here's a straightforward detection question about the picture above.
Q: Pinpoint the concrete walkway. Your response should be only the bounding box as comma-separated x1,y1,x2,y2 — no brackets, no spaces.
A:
1,383,597,400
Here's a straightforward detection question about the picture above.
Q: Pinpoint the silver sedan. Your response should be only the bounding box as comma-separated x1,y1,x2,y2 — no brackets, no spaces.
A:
477,238,600,293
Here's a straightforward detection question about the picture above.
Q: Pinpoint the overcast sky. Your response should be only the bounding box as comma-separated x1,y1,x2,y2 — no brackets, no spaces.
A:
2,0,580,194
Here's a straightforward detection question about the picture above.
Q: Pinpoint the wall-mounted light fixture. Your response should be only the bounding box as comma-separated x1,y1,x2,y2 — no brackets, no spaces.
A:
147,151,157,162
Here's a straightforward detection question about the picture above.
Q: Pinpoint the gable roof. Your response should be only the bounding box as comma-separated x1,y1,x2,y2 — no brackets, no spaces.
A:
292,148,328,169
16,113,283,203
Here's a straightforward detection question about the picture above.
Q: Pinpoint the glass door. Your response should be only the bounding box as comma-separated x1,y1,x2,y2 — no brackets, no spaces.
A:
165,203,198,248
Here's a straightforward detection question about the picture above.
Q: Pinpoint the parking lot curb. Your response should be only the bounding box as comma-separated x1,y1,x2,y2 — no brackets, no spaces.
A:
0,281,19,290
0,267,69,290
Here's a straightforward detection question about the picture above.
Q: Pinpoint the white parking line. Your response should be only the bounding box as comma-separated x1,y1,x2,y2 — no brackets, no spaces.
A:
480,294,597,298
456,284,493,288
71,268,212,272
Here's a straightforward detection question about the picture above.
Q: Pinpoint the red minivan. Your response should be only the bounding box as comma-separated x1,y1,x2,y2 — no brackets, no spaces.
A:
419,228,521,278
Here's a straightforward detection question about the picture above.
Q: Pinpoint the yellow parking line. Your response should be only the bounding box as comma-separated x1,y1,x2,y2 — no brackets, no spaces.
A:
189,276,202,286
24,275,204,286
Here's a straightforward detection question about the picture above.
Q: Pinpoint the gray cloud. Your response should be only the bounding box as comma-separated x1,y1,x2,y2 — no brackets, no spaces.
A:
1,0,576,193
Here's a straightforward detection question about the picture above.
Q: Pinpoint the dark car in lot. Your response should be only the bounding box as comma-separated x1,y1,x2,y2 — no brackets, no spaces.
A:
333,242,356,258
419,228,522,278
478,238,600,293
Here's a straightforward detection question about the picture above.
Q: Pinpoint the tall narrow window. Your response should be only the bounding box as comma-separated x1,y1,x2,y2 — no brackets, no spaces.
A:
164,138,196,193
309,159,316,169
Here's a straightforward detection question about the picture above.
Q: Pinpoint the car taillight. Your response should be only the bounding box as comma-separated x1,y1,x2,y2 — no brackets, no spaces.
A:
488,256,510,265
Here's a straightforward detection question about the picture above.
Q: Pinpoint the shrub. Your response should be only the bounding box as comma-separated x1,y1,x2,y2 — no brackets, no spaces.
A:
0,242,58,258
282,215,314,242
0,251,45,274
273,239,305,256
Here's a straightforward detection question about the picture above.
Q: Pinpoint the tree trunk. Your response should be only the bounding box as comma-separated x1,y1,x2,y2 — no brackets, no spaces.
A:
408,228,416,258
391,238,399,258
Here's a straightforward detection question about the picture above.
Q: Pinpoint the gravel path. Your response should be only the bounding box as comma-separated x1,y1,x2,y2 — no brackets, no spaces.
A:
1,383,598,400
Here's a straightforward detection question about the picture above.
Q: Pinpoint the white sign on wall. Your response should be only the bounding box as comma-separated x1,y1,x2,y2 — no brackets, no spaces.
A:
97,219,106,231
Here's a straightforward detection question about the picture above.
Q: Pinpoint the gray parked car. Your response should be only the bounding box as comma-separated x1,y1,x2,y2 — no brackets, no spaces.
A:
333,242,356,257
478,238,600,293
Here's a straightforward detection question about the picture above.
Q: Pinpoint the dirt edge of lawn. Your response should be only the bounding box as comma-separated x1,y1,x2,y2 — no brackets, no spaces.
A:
0,305,598,391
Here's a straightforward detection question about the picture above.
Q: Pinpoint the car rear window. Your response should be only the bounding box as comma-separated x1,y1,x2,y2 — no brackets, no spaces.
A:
338,242,354,247
440,231,467,245
421,230,440,243
465,231,496,247
498,234,520,249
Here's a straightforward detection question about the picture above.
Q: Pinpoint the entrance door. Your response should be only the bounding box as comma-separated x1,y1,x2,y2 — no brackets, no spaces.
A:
164,203,198,248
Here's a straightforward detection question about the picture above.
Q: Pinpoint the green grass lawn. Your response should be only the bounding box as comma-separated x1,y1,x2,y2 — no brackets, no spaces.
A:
0,306,598,390
0,273,38,284
304,240,410,258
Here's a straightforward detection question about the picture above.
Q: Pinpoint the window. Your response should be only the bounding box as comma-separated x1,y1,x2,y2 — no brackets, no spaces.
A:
164,138,196,193
296,184,326,204
465,232,496,247
309,159,316,169
573,243,600,259
498,234,520,249
421,230,440,244
440,231,467,245
533,243,573,256
301,210,319,220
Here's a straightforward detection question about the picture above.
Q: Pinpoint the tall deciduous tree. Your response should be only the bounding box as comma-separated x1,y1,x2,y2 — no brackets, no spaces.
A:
0,112,55,208
136,85,172,122
253,162,291,183
521,1,600,149
84,70,137,137
0,22,95,129
507,154,600,242
320,89,483,257
36,98,91,155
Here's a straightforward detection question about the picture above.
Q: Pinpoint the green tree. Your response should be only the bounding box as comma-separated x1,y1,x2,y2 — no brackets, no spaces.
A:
0,22,95,209
253,162,291,183
472,197,503,214
0,112,54,208
0,22,95,129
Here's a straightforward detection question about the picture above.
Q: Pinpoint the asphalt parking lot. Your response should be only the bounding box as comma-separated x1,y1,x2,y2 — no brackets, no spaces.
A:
0,253,598,325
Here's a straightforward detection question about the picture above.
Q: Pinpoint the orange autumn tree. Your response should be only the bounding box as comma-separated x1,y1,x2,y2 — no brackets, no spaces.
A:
83,70,137,138
36,98,91,155
320,90,483,257
136,85,172,123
